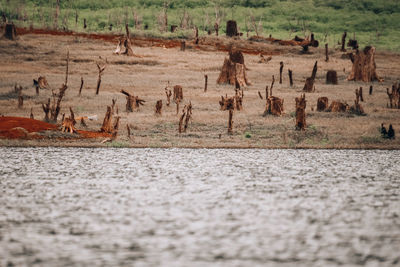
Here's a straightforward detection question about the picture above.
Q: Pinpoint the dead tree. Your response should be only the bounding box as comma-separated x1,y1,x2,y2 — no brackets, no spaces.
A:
214,22,219,36
42,98,51,122
4,23,16,40
65,51,69,86
369,85,373,95
78,77,84,96
228,109,233,134
303,61,317,92
317,97,329,111
288,69,293,87
111,117,120,140
126,124,132,139
95,63,106,95
347,46,382,82
325,43,329,62
83,18,87,29
173,85,183,114
326,70,338,84
279,62,284,84
165,87,172,106
50,84,68,123
234,89,243,111
258,91,263,99
295,94,306,130
30,108,34,119
341,31,347,52
15,85,23,109
204,74,208,92
349,88,365,115
123,24,134,56
226,20,238,37
359,87,364,102
121,90,145,112
217,50,249,87
155,100,162,115
183,102,192,133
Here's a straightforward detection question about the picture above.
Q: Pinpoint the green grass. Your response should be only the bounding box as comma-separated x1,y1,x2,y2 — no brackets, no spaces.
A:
1,0,400,51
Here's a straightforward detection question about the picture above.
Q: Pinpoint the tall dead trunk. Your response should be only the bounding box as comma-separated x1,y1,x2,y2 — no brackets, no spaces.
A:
303,61,317,92
325,43,329,62
42,98,50,122
288,69,293,87
50,84,68,123
78,77,84,96
95,63,106,95
228,109,233,134
204,74,208,92
279,61,284,84
155,100,162,115
341,31,347,52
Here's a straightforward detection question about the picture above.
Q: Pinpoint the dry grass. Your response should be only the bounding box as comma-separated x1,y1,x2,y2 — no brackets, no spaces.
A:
0,34,399,148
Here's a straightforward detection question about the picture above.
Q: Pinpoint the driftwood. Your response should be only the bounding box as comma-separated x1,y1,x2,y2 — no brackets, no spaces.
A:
95,63,106,95
317,97,329,112
327,101,348,112
217,50,249,87
279,61,284,84
4,23,16,40
303,61,317,92
121,90,145,112
288,69,293,87
326,70,338,85
347,46,382,82
226,20,238,37
295,94,306,130
155,100,162,115
386,83,400,109
50,84,68,122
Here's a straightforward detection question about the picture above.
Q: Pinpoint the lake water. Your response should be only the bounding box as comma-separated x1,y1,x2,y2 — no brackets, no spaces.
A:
0,148,399,266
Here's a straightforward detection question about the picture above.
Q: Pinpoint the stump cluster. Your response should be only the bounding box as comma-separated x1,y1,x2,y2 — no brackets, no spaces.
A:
295,94,306,130
263,76,284,116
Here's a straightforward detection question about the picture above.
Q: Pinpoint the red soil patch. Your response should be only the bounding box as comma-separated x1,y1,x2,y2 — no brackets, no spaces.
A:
16,27,279,56
0,116,111,139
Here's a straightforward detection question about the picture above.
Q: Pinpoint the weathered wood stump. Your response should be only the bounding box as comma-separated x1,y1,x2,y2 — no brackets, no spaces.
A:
347,46,382,82
4,23,16,40
303,61,317,92
326,70,338,85
226,20,238,37
217,50,249,87
317,97,329,112
327,101,348,112
155,100,162,115
121,90,145,112
295,94,306,130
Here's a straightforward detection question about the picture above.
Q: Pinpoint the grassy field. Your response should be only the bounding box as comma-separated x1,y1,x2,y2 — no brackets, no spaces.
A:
1,0,400,51
0,32,399,148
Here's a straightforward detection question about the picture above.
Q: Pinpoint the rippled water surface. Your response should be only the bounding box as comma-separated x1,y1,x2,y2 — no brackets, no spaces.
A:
1,148,399,266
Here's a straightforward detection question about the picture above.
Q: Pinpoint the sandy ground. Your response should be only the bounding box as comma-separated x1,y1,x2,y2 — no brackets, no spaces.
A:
0,32,399,148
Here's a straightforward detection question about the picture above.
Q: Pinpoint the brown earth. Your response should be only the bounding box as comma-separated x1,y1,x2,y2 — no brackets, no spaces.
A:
0,29,399,148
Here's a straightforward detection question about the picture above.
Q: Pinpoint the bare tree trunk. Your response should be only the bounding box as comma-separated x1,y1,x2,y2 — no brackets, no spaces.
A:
341,31,347,52
79,77,84,96
325,43,329,62
204,74,208,92
288,69,293,87
279,61,284,84
228,109,233,134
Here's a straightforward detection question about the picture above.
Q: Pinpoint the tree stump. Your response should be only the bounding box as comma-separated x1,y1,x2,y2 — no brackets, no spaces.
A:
327,101,348,112
347,46,382,82
317,97,329,111
217,50,249,87
4,23,16,40
121,90,145,112
326,70,338,84
295,94,306,130
204,74,208,92
279,61,284,84
341,31,347,52
155,100,162,115
173,85,183,102
226,20,238,37
180,41,185,51
170,25,177,32
42,98,50,122
325,43,329,62
228,109,233,134
303,61,317,92
288,69,293,87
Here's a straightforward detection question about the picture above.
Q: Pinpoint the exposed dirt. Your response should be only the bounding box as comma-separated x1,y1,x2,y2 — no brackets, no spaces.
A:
0,117,111,139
